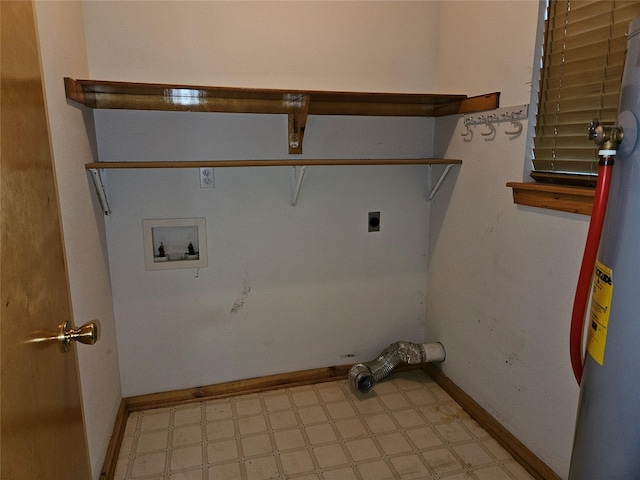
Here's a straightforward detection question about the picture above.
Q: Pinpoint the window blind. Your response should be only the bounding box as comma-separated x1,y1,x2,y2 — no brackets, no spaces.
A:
531,0,640,186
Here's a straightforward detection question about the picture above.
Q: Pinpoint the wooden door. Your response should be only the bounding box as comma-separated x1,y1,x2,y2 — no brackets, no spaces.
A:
0,1,92,479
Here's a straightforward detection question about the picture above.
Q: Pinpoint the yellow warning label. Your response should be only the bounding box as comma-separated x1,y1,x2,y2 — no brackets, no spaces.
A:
586,260,613,365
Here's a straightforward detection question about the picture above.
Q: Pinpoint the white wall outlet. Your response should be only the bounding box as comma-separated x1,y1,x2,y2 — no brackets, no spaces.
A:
199,167,215,189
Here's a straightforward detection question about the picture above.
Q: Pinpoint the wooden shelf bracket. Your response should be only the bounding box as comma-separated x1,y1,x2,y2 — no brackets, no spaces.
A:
287,94,310,154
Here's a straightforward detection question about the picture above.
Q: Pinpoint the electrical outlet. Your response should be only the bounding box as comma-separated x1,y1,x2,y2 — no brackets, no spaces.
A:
199,167,214,189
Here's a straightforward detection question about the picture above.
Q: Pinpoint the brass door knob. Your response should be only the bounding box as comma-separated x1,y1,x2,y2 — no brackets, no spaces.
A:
59,320,100,352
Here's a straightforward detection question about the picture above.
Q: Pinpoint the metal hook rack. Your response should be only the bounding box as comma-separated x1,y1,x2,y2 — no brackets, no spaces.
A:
461,104,529,137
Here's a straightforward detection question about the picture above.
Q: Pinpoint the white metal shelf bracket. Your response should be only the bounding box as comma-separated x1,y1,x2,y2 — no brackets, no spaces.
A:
88,168,111,215
428,163,456,201
290,165,307,206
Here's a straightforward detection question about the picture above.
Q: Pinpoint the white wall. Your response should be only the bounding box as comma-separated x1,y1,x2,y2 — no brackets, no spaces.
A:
34,3,122,479
83,0,440,92
78,1,583,477
82,2,441,396
98,115,434,396
430,2,581,477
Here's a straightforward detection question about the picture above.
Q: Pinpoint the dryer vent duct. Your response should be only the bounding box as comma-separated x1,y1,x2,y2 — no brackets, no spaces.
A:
349,341,445,393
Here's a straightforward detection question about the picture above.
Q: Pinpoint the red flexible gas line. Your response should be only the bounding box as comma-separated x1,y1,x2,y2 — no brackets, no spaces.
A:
570,159,614,385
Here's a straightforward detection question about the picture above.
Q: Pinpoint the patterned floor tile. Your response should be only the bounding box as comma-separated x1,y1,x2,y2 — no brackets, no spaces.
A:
114,369,535,480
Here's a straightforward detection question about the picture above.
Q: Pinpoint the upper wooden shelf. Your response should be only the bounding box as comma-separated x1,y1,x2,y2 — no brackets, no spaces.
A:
64,78,500,154
64,78,499,116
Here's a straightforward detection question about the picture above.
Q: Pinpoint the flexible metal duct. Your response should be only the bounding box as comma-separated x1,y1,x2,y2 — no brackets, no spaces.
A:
349,341,445,393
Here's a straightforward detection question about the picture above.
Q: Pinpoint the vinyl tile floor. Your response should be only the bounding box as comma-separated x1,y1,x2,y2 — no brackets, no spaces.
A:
114,369,535,480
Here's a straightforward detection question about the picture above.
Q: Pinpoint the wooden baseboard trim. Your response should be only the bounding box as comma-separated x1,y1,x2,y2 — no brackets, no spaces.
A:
126,364,353,412
421,363,561,480
99,399,129,480
100,363,558,480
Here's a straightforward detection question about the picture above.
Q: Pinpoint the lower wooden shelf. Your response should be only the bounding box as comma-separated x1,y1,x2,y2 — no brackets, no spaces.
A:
84,158,461,169
86,158,462,215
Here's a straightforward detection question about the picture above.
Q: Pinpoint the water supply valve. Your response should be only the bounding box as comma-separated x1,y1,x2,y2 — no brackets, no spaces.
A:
588,119,624,153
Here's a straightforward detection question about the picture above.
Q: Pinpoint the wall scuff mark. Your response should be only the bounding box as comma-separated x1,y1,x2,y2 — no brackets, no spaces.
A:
230,276,251,314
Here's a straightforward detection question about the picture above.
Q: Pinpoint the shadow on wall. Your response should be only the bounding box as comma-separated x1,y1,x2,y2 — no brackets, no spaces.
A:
427,115,460,266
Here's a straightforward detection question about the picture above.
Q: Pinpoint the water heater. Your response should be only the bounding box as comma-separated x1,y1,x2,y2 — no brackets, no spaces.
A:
569,17,640,479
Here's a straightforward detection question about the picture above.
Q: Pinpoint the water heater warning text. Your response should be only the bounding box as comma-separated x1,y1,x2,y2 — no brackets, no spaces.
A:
587,260,613,366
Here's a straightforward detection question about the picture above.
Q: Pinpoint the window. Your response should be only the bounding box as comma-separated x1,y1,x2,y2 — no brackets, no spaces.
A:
531,0,640,186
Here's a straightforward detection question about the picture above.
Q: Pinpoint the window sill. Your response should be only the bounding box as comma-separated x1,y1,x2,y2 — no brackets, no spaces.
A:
506,182,594,216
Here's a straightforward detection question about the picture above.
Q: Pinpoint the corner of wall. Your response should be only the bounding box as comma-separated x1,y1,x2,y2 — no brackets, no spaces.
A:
34,3,123,478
